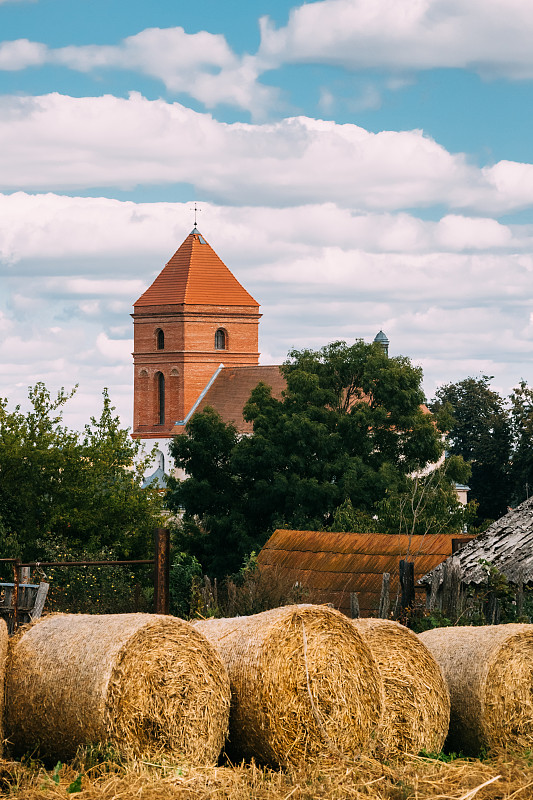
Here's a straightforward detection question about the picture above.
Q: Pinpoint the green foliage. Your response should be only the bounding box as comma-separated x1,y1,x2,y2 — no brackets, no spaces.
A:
51,762,62,785
432,376,512,523
169,551,203,618
375,455,476,538
411,609,453,633
67,773,83,793
0,383,164,562
509,380,533,506
167,340,445,576
328,498,380,533
36,540,153,614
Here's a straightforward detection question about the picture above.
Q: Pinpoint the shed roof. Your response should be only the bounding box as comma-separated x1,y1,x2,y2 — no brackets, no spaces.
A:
134,229,259,308
420,496,533,586
258,529,471,617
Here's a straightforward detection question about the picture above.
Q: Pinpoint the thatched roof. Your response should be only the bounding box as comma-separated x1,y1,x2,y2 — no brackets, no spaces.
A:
420,496,533,587
258,530,470,617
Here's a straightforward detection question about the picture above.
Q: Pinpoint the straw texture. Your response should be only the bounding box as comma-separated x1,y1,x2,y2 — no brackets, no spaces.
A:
6,613,230,763
195,604,383,766
353,619,450,757
0,619,7,757
420,624,533,754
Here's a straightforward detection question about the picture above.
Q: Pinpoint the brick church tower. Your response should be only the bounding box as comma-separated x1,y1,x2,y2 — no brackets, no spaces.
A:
132,227,261,439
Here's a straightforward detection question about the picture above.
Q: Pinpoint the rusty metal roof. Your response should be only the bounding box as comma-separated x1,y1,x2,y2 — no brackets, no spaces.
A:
421,496,533,586
258,530,467,617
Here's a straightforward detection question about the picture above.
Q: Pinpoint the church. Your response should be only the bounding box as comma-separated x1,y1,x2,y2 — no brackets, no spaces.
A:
131,226,389,468
131,226,286,449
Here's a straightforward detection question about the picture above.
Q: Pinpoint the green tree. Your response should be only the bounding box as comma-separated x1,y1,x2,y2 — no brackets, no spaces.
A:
167,340,445,576
431,376,512,524
0,383,163,562
375,456,476,539
509,380,533,506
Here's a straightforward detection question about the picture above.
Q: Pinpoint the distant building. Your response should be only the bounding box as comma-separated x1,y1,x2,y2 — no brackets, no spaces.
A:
131,227,284,444
132,227,394,450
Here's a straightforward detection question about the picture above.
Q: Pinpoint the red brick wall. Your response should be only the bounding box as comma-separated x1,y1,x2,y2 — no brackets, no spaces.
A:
132,303,260,438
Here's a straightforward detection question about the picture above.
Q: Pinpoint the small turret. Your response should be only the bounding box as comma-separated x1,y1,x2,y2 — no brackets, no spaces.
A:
373,330,389,356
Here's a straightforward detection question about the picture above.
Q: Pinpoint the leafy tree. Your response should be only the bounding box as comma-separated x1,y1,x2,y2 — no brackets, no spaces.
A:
375,456,476,539
168,340,445,576
0,382,163,562
509,380,533,506
169,551,203,618
431,376,512,524
330,458,475,540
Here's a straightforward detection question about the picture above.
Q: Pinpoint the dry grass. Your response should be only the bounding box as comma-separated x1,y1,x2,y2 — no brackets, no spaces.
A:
0,619,7,758
353,619,450,759
3,750,533,799
6,613,230,764
420,624,533,755
195,604,383,767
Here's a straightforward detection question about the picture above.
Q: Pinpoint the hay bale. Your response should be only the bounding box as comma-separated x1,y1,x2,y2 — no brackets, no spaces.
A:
352,619,450,757
195,604,383,766
419,624,533,754
0,619,7,757
6,613,230,763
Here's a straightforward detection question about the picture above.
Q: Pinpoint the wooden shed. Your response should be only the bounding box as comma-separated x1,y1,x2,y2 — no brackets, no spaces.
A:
258,529,472,617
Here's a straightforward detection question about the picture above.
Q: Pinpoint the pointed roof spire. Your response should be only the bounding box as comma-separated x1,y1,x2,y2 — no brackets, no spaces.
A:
134,229,259,308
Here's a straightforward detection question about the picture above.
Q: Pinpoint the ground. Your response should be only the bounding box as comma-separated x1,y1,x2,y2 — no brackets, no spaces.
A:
3,751,533,799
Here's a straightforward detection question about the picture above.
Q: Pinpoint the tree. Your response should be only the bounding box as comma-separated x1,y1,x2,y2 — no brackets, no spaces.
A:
167,340,445,576
375,456,476,540
0,383,163,561
431,376,512,524
509,380,533,506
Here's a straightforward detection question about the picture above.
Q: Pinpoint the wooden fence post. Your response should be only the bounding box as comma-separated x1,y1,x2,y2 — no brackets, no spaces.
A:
20,567,31,584
399,560,415,609
378,572,390,619
442,557,462,621
154,528,170,615
427,569,441,611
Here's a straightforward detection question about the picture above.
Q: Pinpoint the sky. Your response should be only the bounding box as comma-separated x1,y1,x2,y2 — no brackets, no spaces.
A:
2,0,533,432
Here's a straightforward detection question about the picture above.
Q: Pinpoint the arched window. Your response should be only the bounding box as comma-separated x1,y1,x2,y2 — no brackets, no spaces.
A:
215,328,226,350
157,372,165,424
157,329,164,350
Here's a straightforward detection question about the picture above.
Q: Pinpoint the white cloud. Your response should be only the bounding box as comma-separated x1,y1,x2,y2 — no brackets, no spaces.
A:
3,195,533,270
2,192,533,431
259,0,533,79
96,332,133,362
53,27,276,116
0,28,275,117
0,39,46,70
2,92,533,214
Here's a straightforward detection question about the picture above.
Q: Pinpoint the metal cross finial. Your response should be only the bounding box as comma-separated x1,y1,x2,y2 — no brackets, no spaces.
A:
192,202,201,228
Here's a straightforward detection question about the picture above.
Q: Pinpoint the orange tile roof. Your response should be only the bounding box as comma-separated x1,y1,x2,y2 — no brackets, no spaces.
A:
183,365,286,434
134,229,259,308
258,530,473,617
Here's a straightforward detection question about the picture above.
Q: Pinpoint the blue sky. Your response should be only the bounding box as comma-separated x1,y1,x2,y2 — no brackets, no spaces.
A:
2,0,533,431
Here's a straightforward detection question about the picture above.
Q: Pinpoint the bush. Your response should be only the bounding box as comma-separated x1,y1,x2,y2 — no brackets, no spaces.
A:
169,552,202,618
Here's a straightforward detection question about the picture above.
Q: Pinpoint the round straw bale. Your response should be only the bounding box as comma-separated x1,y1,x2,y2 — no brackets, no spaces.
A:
352,619,450,757
0,619,7,757
419,624,533,755
194,604,383,766
6,613,230,763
